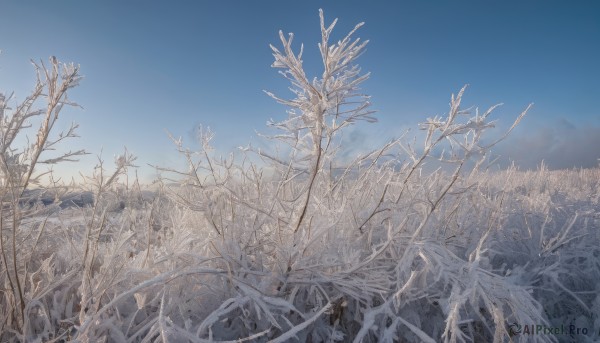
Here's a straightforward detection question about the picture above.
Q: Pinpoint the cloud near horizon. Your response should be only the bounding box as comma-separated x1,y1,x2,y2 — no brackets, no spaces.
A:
491,118,600,170
334,117,600,172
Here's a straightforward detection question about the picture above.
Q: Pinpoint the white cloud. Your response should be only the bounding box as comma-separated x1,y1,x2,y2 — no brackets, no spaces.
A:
491,118,600,170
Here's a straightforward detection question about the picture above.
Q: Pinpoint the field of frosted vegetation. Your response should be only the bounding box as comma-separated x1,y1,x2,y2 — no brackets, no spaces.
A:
2,11,599,343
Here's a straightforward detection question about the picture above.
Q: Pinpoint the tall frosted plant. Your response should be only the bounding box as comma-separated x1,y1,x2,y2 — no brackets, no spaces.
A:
0,57,84,334
264,9,376,233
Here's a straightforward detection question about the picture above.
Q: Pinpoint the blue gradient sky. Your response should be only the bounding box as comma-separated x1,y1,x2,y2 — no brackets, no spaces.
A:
1,1,599,182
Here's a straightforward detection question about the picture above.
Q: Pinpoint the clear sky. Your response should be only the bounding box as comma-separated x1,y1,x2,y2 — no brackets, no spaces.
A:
1,1,599,183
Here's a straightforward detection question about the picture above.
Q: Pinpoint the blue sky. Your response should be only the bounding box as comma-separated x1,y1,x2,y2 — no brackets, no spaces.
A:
1,1,599,182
